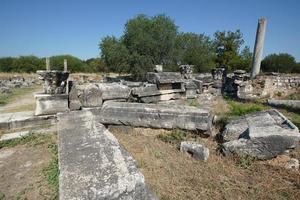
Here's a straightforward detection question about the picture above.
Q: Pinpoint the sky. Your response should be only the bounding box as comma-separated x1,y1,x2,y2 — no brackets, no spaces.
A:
0,0,299,61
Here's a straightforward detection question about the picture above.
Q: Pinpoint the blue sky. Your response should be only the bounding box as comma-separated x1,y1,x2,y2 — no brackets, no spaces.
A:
0,0,299,61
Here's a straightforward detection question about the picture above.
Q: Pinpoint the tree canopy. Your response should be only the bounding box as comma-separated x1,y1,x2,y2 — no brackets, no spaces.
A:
261,53,298,73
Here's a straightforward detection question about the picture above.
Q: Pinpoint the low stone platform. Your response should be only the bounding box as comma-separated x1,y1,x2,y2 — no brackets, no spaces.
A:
0,111,56,130
98,101,213,133
57,111,157,200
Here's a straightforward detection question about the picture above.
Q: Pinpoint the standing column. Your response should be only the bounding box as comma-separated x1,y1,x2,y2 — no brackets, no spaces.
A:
251,18,267,79
46,57,51,71
64,59,68,72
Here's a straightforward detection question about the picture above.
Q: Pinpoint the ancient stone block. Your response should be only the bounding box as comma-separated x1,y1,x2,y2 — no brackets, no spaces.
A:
221,109,300,159
35,93,69,115
57,111,157,200
98,102,213,133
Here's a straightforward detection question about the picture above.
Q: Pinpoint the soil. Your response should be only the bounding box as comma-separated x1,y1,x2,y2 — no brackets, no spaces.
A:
0,143,54,200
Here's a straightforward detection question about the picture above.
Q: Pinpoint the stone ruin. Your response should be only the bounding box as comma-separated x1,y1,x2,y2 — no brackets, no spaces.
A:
2,19,298,199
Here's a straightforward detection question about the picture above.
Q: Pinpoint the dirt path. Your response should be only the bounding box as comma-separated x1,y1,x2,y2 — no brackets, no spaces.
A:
0,85,42,113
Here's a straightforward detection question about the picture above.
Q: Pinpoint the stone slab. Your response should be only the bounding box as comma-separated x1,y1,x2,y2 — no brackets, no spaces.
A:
0,111,56,130
268,99,300,110
57,110,157,200
98,101,213,133
0,131,30,141
35,93,69,115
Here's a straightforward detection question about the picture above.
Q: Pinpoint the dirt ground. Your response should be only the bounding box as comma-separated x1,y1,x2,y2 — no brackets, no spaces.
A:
112,127,300,200
0,134,57,200
0,84,42,113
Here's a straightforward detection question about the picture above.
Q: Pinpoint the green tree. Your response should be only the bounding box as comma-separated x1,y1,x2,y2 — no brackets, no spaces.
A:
11,55,44,72
48,55,87,72
100,36,130,74
239,46,252,71
123,14,177,65
292,62,300,73
172,32,216,72
214,30,244,71
85,58,107,72
0,57,15,72
261,53,296,73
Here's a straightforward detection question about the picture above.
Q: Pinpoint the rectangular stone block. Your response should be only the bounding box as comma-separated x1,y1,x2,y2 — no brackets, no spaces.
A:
35,93,69,115
0,111,56,130
57,111,157,200
98,101,213,133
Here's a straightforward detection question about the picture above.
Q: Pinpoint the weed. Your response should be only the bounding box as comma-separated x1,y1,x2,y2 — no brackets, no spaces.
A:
236,155,255,169
157,129,186,144
287,93,300,100
187,99,200,107
43,143,59,199
0,133,37,149
0,192,5,200
276,91,282,97
226,100,266,116
153,150,163,159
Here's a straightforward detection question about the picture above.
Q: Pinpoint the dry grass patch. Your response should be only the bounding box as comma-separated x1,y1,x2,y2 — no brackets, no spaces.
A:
112,127,300,200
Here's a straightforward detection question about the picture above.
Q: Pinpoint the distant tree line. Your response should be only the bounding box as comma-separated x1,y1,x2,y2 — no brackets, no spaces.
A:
0,55,106,73
99,14,300,77
0,14,299,75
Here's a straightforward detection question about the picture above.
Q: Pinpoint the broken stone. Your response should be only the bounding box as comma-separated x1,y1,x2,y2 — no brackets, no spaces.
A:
98,101,213,133
57,110,158,200
221,109,300,160
76,84,103,108
35,93,69,115
180,141,209,161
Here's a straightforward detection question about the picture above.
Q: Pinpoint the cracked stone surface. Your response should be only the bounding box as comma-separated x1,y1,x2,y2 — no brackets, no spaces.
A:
57,110,158,200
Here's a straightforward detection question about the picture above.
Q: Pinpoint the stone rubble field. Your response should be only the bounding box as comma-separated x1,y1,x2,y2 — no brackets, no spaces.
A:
0,70,300,200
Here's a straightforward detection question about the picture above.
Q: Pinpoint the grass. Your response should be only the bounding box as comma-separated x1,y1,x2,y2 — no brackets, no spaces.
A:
287,92,300,100
157,129,186,144
43,143,59,199
0,85,40,106
112,127,300,200
235,155,255,169
0,192,5,200
0,132,39,149
226,99,266,117
187,99,200,107
3,103,35,113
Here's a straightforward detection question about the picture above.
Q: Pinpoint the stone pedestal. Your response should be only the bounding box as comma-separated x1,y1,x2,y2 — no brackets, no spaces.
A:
34,93,69,116
37,70,69,94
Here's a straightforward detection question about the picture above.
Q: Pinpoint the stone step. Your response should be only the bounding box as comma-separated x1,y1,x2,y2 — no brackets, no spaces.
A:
57,111,157,200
